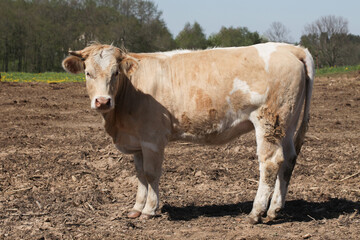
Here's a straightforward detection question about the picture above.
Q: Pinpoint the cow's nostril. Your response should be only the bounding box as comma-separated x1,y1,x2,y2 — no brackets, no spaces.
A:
95,98,101,108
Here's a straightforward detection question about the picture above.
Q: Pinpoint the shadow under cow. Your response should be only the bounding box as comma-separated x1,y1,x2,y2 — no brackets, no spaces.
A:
161,198,360,223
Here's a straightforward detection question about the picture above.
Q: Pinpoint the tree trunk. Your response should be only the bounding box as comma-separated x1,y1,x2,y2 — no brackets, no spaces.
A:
4,37,9,72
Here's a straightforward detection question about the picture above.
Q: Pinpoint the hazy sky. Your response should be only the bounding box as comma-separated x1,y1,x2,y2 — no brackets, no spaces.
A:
152,0,360,42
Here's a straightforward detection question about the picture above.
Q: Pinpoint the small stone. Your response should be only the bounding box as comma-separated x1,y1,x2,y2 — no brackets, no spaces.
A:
303,233,312,239
194,171,202,177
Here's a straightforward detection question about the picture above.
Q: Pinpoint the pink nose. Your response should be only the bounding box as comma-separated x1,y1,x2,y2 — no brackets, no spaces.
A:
95,97,111,109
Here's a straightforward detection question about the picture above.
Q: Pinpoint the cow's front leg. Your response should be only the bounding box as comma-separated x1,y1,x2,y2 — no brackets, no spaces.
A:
128,152,148,218
139,144,164,219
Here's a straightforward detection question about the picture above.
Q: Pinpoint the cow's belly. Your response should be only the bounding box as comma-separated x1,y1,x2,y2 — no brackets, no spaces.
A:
173,103,256,144
178,119,254,144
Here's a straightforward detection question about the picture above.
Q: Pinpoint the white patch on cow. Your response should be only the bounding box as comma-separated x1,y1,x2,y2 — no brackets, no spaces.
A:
229,78,249,95
141,141,159,152
230,118,243,127
179,132,200,142
253,43,279,72
94,48,115,70
225,96,232,109
230,78,267,105
249,110,266,158
218,78,269,134
159,49,192,58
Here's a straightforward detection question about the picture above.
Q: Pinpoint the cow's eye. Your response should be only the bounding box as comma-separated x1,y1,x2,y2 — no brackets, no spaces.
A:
86,72,91,77
114,70,119,76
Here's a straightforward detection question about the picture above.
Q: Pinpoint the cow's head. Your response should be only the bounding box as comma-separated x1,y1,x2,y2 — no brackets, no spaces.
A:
62,44,139,113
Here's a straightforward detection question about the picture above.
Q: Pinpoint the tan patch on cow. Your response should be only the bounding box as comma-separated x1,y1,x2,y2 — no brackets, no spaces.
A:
278,45,306,62
190,88,213,111
181,112,192,132
180,108,221,138
208,109,218,121
259,108,285,144
258,81,286,143
260,148,284,185
229,90,250,111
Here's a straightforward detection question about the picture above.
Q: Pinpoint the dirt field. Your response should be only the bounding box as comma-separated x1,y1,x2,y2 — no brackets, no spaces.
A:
1,73,359,239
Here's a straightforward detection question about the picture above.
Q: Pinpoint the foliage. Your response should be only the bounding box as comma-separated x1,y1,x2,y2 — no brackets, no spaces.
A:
1,3,359,73
175,22,207,49
207,26,263,47
0,0,175,72
300,15,357,68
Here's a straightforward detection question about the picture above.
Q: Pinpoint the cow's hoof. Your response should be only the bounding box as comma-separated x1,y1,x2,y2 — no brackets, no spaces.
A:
127,210,141,219
263,208,279,223
139,213,153,220
245,215,260,225
262,215,275,224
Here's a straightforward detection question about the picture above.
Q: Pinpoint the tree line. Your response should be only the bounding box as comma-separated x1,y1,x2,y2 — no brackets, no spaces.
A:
0,0,176,72
1,0,359,72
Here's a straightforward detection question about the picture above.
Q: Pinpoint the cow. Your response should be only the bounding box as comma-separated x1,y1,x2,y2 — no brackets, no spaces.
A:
62,42,314,224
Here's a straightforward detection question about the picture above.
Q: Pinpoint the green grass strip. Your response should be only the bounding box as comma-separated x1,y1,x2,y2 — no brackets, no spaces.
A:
0,72,85,83
316,65,360,76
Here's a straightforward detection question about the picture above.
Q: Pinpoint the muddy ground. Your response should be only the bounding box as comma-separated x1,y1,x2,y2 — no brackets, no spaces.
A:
0,73,359,239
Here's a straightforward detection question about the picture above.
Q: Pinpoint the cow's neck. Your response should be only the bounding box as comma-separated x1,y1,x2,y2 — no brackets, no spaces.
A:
101,76,141,140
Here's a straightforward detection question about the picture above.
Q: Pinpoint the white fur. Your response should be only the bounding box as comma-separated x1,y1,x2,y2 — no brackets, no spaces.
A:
230,78,267,105
94,48,115,70
158,50,192,58
249,110,265,158
304,48,315,81
253,43,279,72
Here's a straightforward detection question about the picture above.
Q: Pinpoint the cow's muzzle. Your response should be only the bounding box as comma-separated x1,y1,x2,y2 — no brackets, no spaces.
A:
94,96,112,111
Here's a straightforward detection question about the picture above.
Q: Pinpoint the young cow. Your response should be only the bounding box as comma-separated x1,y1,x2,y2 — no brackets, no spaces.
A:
62,42,314,224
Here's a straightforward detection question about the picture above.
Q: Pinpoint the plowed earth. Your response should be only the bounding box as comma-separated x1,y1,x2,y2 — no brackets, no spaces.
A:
1,73,359,239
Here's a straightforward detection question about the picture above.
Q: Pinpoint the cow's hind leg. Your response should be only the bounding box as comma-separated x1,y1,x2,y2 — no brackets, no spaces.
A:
264,133,297,222
128,152,148,218
247,113,285,224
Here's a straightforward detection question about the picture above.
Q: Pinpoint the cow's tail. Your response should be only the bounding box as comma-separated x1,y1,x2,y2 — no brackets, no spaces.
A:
294,48,315,155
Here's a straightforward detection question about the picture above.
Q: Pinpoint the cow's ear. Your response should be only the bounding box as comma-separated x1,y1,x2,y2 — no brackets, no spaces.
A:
120,56,139,78
62,55,85,74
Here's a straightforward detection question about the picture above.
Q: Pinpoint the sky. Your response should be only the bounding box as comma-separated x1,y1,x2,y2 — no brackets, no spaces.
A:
152,0,360,43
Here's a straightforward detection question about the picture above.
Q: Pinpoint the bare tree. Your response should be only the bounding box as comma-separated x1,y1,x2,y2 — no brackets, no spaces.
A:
304,15,348,37
265,21,291,43
301,15,349,67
